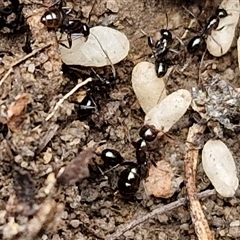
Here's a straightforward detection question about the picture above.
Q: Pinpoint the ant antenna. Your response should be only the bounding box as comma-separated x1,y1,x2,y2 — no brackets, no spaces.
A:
162,0,169,30
182,5,204,29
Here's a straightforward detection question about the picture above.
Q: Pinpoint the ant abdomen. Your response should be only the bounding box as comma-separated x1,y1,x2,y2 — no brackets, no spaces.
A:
41,9,64,30
187,35,206,54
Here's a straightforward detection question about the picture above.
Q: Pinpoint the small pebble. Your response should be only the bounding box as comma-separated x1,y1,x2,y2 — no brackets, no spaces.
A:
230,220,240,227
145,160,179,198
27,63,35,73
70,219,80,228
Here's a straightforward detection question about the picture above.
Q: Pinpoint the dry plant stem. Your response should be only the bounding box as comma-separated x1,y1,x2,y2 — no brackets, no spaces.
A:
91,33,116,78
45,78,92,121
0,44,51,86
106,189,216,240
185,124,214,240
37,123,59,153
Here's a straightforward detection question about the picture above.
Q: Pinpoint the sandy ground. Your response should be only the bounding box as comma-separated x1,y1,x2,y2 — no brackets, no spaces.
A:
0,0,240,239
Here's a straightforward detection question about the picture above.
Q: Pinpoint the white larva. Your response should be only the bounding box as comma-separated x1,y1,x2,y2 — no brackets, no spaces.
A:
131,61,167,113
60,26,130,67
144,89,192,136
202,139,239,197
207,0,240,57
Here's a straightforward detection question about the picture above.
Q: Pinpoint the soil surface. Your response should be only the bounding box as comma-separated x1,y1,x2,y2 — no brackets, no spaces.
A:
1,0,240,240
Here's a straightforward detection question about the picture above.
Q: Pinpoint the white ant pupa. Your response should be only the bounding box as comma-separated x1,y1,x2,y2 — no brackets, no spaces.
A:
207,0,240,57
59,26,130,68
131,61,167,114
202,139,238,197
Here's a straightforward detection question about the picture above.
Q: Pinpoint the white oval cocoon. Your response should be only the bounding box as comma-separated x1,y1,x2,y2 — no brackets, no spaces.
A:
144,89,192,135
207,0,240,57
132,61,167,114
60,26,130,66
202,139,238,197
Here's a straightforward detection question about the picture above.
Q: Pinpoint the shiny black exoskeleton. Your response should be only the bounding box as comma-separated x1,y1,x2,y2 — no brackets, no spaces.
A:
148,29,177,77
148,29,173,59
117,138,149,198
101,149,124,167
187,9,228,54
134,139,147,163
118,163,141,198
41,0,90,48
139,124,159,142
76,94,97,120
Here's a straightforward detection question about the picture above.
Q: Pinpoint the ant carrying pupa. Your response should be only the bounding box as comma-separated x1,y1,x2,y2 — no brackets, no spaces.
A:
40,0,90,48
185,6,228,54
183,0,240,82
45,0,130,78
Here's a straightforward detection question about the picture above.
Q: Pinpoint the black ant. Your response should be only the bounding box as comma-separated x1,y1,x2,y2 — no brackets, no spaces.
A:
187,8,228,54
96,138,150,198
148,29,174,78
117,138,150,198
101,149,124,168
76,94,98,121
41,0,90,48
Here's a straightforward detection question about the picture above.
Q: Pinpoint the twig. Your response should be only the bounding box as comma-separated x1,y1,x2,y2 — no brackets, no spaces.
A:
106,189,216,240
91,33,116,78
45,77,92,121
0,43,51,86
184,124,214,240
37,123,59,154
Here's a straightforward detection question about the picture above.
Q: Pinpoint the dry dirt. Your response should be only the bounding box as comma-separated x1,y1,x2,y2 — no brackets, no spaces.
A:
1,0,240,239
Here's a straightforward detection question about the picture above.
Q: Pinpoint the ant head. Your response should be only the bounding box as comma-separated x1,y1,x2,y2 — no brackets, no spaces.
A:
216,9,228,18
160,29,172,41
139,124,159,142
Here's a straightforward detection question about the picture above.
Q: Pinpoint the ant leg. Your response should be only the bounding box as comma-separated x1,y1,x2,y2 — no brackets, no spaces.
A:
184,27,199,34
103,164,120,175
148,36,155,48
59,34,72,48
63,8,72,15
182,5,204,29
87,0,98,24
49,0,62,8
140,29,155,49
